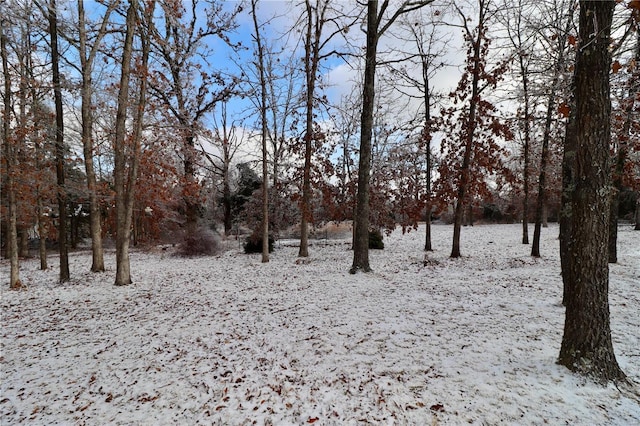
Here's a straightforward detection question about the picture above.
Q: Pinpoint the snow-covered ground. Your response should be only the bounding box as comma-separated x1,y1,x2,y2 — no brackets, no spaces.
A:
1,223,639,425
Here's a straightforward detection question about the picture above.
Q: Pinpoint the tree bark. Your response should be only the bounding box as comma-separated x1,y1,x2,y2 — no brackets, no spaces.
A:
78,0,113,273
451,10,482,258
299,0,335,257
48,0,70,282
531,101,553,257
609,29,638,261
1,19,22,288
532,3,574,257
422,55,433,252
350,0,379,273
27,25,48,270
114,0,136,286
519,52,530,245
37,197,47,270
558,0,625,383
351,0,434,270
251,0,269,263
298,0,323,258
559,87,576,306
223,162,232,235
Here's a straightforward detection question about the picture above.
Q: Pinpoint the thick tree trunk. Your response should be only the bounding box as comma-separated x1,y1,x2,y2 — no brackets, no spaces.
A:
608,193,619,263
559,99,575,306
635,198,640,230
558,0,625,383
350,0,378,273
48,0,70,282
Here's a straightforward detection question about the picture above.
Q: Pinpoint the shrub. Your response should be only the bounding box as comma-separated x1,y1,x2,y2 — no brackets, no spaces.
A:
482,203,503,222
369,229,384,250
244,232,274,254
177,228,221,257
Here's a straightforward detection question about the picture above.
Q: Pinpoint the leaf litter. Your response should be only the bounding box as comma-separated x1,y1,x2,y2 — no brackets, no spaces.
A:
1,223,639,425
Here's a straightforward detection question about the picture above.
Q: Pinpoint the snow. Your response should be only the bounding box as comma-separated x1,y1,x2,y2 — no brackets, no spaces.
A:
2,223,639,425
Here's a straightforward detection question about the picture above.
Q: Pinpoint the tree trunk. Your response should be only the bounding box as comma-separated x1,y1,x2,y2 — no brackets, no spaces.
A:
299,0,327,258
18,229,29,258
298,0,315,258
1,20,22,288
251,0,269,263
558,0,625,383
520,52,530,245
635,198,640,230
184,134,200,233
609,29,638,261
450,5,483,258
533,4,573,257
350,0,379,273
223,164,232,235
114,0,136,286
424,205,432,251
422,57,433,252
559,92,575,306
608,191,619,263
532,100,553,257
37,198,48,270
78,0,107,273
48,0,70,282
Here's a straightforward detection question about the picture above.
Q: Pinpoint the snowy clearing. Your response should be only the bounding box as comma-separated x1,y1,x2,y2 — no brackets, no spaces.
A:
1,223,639,425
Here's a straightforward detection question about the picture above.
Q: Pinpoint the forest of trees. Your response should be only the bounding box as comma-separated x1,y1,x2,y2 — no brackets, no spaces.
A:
1,0,639,383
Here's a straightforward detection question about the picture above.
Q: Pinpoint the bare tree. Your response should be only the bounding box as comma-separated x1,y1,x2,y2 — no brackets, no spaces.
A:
350,0,434,274
265,51,302,238
558,0,625,383
47,0,69,282
113,0,137,286
76,0,118,272
251,0,270,263
386,9,448,251
24,4,52,271
1,17,22,289
114,0,153,286
609,18,639,262
298,0,359,257
438,0,513,259
499,0,536,245
199,101,244,235
149,0,240,232
531,0,576,257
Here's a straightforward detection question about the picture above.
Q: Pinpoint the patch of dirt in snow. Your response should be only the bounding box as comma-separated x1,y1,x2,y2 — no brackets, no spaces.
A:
1,223,639,425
